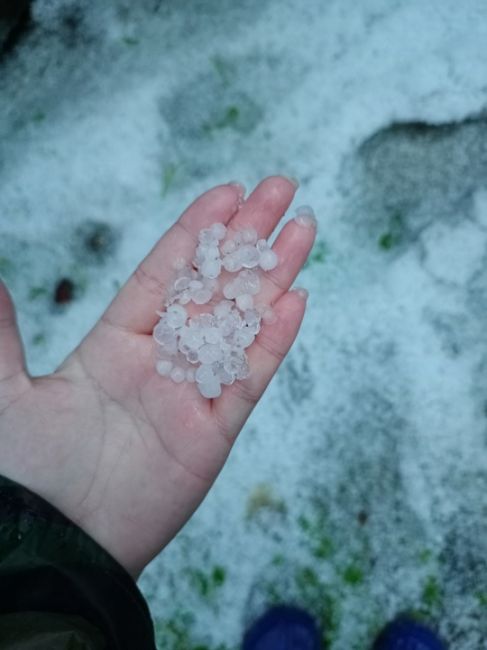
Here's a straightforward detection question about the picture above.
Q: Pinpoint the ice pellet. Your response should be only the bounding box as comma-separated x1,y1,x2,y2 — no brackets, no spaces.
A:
201,259,221,279
170,366,186,383
192,288,213,304
166,304,187,328
222,254,241,273
259,249,278,271
238,244,260,268
195,364,216,384
241,227,258,244
221,239,237,255
236,293,254,311
210,222,227,240
156,360,173,376
197,380,222,399
153,220,291,399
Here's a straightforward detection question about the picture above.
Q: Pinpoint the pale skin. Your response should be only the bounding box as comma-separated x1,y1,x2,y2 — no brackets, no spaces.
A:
0,176,316,580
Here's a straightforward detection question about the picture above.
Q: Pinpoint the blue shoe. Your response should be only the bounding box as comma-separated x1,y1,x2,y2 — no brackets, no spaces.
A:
243,605,321,650
372,617,446,650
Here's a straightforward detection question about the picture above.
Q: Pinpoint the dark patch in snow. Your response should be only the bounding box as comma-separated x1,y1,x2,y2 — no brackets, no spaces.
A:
0,0,32,58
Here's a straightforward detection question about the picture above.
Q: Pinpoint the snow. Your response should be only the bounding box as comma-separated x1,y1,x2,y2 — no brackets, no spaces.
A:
2,0,487,648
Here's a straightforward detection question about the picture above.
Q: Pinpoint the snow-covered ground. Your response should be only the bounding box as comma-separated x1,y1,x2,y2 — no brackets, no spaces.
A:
2,1,487,647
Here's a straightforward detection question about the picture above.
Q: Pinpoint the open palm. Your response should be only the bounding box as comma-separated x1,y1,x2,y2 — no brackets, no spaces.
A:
0,177,315,578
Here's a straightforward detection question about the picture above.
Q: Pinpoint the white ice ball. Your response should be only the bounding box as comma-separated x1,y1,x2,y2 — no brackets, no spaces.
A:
259,249,278,271
170,366,186,383
236,293,254,311
197,379,222,399
210,222,227,240
156,360,173,376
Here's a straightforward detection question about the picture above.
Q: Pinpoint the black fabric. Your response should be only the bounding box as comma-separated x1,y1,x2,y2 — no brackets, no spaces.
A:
0,474,156,650
0,611,106,650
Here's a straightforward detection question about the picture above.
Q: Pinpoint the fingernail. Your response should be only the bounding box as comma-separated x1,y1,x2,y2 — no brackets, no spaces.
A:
291,287,309,300
284,176,300,189
294,205,317,229
228,181,246,196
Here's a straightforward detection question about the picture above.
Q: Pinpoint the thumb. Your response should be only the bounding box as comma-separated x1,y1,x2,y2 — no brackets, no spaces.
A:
0,281,28,384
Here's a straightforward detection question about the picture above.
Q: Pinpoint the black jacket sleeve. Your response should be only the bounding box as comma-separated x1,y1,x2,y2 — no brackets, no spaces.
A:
0,474,156,650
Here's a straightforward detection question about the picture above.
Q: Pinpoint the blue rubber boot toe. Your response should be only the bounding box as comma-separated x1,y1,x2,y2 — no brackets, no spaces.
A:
243,605,321,650
372,617,446,650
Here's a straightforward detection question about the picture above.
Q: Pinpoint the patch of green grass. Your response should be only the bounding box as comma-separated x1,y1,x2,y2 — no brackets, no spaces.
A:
185,565,227,599
0,256,13,275
161,163,179,197
212,565,226,587
215,106,240,129
475,591,487,607
293,566,341,645
312,537,334,560
32,333,46,346
122,36,139,46
297,512,335,560
296,566,320,592
421,575,442,610
304,240,327,268
417,549,433,564
28,286,49,300
32,111,46,123
210,55,235,85
342,564,364,587
202,105,241,136
155,612,229,650
378,211,405,251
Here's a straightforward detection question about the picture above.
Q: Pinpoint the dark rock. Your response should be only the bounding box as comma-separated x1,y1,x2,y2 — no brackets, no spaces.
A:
54,278,75,305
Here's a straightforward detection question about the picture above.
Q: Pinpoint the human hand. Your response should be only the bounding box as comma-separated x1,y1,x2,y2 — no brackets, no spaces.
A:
0,176,316,579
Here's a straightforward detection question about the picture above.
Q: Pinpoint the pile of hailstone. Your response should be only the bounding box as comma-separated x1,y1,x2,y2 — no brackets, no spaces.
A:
153,222,278,399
